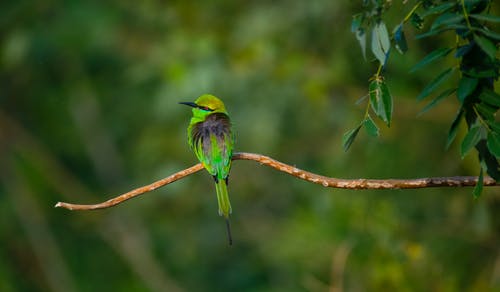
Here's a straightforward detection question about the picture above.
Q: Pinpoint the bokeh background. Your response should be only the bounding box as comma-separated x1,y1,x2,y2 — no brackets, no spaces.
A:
1,1,499,291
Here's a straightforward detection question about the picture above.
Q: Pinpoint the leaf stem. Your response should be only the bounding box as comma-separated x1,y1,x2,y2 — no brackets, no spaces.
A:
364,99,371,119
375,63,383,77
461,0,472,29
403,1,422,23
473,105,489,129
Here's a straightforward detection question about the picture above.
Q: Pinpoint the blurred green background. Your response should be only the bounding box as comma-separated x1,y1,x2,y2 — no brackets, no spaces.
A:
1,1,499,291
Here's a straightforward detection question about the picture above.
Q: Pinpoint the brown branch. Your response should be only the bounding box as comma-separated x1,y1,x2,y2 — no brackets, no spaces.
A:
234,152,499,188
55,163,204,210
55,152,499,211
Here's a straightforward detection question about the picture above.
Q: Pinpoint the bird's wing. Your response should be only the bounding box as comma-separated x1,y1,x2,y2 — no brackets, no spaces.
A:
190,113,233,178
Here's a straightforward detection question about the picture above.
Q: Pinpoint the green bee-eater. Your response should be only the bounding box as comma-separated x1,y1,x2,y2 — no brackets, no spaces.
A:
180,94,235,245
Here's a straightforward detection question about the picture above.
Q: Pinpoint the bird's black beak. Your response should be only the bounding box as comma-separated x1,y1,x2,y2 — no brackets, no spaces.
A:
179,102,198,108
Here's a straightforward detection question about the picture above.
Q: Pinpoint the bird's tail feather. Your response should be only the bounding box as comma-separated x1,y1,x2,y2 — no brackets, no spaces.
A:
215,179,231,218
225,218,232,245
215,179,232,245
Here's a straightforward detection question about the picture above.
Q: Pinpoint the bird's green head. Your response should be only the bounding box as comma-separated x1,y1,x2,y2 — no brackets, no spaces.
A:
180,94,228,119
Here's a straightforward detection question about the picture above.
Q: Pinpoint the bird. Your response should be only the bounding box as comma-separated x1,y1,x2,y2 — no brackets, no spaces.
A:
180,94,235,245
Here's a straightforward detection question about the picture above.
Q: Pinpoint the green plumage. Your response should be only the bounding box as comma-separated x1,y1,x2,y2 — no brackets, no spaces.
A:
180,94,235,244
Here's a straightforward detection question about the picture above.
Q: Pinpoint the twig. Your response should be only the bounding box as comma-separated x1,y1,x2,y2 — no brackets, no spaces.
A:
55,163,204,210
55,152,499,211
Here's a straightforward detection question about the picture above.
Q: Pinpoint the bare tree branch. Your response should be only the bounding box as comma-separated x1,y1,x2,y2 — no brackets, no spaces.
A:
55,163,204,210
55,152,499,211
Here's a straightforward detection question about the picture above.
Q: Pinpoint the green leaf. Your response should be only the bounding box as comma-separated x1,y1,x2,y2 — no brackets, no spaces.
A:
371,28,385,64
478,29,500,41
479,142,500,181
371,22,390,65
393,24,408,54
457,77,478,102
461,125,482,158
470,14,500,23
464,0,488,13
421,2,456,18
380,80,393,126
369,79,383,119
369,78,392,126
472,168,483,199
377,22,391,54
342,125,362,152
415,28,449,39
462,68,498,78
474,34,497,59
487,132,500,157
446,24,469,30
476,102,497,121
487,120,500,133
479,89,500,107
364,115,379,137
431,13,464,31
446,109,464,149
415,28,450,40
410,47,453,73
355,94,368,105
356,29,367,60
351,14,363,32
410,13,424,29
418,88,455,115
451,26,500,41
455,44,473,58
417,67,456,101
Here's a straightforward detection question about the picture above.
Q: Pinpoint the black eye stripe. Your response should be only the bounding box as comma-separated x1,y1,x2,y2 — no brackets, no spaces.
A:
198,106,214,111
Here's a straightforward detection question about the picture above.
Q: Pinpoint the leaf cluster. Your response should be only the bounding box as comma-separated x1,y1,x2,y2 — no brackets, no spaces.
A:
347,0,499,197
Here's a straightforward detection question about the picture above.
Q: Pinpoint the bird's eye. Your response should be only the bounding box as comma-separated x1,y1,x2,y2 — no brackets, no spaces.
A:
199,106,213,111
